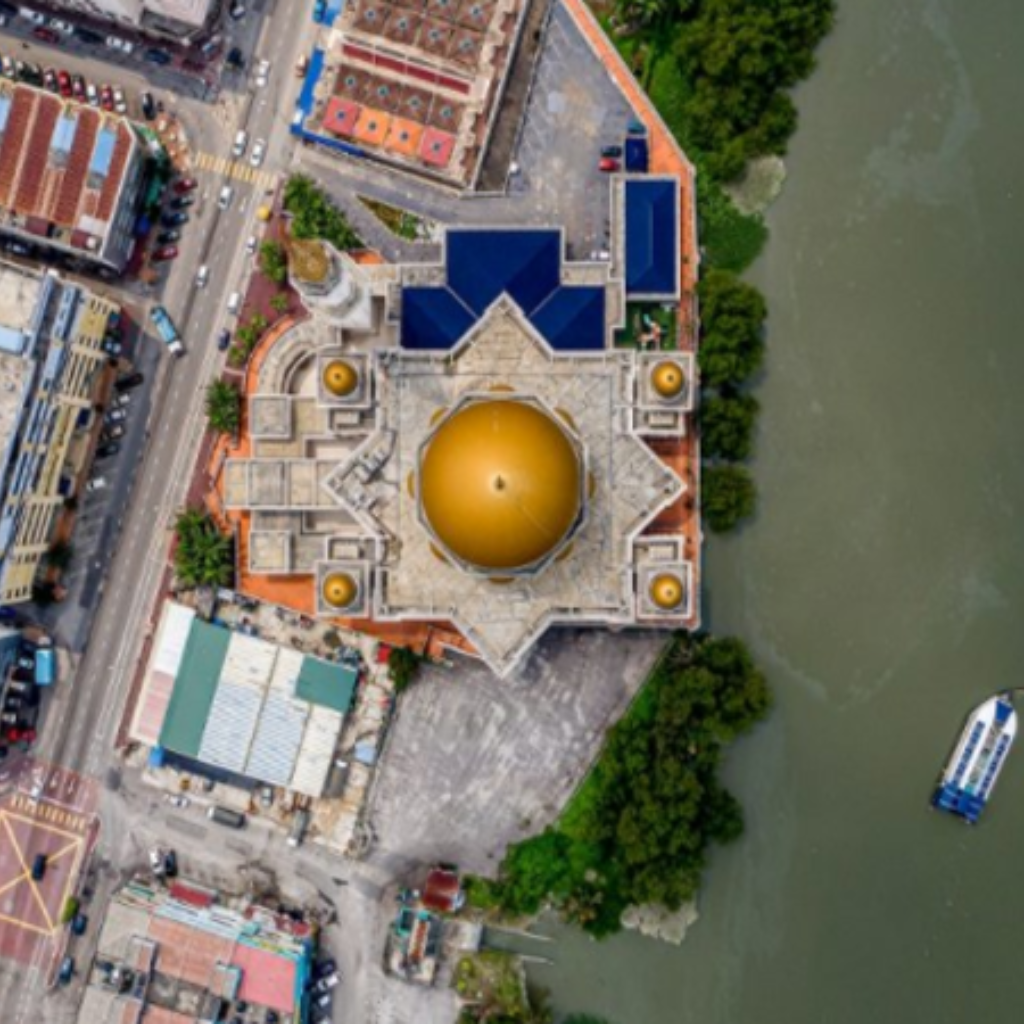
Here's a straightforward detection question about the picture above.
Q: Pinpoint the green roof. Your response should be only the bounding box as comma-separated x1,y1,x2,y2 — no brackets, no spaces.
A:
295,656,357,714
158,620,231,757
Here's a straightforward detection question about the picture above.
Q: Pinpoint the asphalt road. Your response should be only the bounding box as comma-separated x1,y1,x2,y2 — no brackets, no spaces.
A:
0,4,319,1019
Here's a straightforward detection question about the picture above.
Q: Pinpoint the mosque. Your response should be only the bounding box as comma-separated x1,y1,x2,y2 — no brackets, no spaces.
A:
217,176,700,677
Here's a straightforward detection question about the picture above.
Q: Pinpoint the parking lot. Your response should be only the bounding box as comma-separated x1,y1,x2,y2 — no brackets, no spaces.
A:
34,331,164,654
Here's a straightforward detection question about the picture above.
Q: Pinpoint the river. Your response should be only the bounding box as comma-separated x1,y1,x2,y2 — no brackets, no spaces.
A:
531,1,1024,1021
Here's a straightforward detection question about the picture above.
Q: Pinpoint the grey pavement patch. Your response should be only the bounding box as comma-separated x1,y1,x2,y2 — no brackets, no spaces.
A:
166,816,207,840
227,840,253,857
365,629,664,878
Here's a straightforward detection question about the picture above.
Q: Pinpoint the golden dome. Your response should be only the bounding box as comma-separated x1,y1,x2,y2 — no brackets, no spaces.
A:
322,359,359,398
419,399,582,572
650,573,684,610
322,571,358,609
652,360,685,399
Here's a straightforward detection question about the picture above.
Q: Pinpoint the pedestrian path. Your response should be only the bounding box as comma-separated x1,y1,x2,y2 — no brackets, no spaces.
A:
192,151,276,189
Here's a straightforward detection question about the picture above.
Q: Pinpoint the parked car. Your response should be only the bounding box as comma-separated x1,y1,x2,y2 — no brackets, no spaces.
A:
96,443,121,461
102,340,122,357
295,54,309,77
19,9,47,26
230,2,246,18
217,185,233,210
163,849,178,877
71,73,85,99
245,235,257,254
50,18,74,35
85,476,108,492
165,793,189,808
312,992,331,1011
42,67,57,92
1,57,14,78
153,245,178,261
196,265,209,288
140,91,156,120
101,430,125,446
31,854,46,880
112,86,127,114
58,956,73,985
227,291,242,315
85,82,98,106
32,26,59,44
16,655,33,670
217,328,231,351
148,847,165,875
99,84,114,111
104,408,127,425
161,211,189,227
227,46,245,69
313,973,339,994
4,696,24,711
598,156,620,172
73,26,103,45
57,69,71,96
232,129,248,158
157,229,180,245
600,144,623,158
144,47,170,65
254,58,270,88
249,138,266,167
71,913,88,935
19,63,42,86
169,195,194,210
105,35,131,53
112,392,131,408
174,177,197,194
114,372,143,392
314,960,337,980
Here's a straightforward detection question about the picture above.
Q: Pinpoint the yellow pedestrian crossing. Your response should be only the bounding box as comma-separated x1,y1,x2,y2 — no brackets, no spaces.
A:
192,151,276,189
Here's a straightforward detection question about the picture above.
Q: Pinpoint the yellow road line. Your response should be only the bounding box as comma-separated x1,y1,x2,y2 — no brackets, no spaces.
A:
2,809,82,842
0,910,50,936
0,816,53,932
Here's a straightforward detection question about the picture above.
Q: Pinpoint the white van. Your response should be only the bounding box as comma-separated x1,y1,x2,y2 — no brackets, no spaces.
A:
196,265,209,288
227,291,242,315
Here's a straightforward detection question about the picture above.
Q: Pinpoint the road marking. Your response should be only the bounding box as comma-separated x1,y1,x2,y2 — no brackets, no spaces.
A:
193,150,276,189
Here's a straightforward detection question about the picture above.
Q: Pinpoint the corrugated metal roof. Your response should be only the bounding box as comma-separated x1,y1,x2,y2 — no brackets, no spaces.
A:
221,631,275,691
291,704,343,796
159,619,230,758
269,646,304,694
247,690,307,787
295,657,357,714
154,602,196,677
198,680,263,773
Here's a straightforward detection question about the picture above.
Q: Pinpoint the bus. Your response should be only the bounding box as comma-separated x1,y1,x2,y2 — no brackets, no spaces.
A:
149,305,184,356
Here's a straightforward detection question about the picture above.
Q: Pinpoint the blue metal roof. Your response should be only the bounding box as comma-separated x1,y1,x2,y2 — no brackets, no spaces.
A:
400,229,607,352
530,286,606,351
447,230,561,317
401,287,476,350
624,179,678,298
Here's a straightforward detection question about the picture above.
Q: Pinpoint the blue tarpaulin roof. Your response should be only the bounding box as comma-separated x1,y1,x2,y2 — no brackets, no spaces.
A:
624,179,679,298
401,229,607,352
35,648,54,686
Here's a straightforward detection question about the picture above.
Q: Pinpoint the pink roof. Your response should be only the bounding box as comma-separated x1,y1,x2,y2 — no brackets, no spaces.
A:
233,943,298,1013
323,97,361,137
419,127,455,167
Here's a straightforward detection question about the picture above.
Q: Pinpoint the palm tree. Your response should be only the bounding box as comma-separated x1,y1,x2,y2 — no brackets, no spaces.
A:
174,509,233,588
205,381,241,435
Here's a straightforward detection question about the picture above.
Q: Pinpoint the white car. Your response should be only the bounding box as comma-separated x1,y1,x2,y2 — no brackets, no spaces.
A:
218,185,234,210
245,235,257,255
49,18,74,34
249,138,266,167
148,847,165,874
227,291,242,315
232,129,248,158
255,59,271,88
314,974,339,993
112,86,127,115
19,9,47,26
85,477,107,493
196,265,210,288
165,793,190,808
86,83,98,106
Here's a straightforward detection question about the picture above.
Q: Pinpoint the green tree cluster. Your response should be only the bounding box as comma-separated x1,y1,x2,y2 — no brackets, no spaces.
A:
174,508,233,589
259,241,289,285
698,269,767,388
485,634,769,937
675,0,836,180
702,464,756,533
205,380,241,435
700,390,758,461
283,175,362,250
388,646,422,694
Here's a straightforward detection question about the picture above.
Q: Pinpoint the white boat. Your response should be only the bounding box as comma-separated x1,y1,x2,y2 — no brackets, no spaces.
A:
932,693,1017,823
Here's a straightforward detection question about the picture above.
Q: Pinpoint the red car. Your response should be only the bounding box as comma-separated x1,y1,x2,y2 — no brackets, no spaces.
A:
5,727,35,745
99,85,114,112
152,245,178,261
598,156,620,173
32,27,60,45
173,177,197,194
57,70,72,98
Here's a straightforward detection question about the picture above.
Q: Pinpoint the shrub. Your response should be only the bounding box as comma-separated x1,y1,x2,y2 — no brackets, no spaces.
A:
698,269,767,388
700,390,759,461
259,241,289,284
702,463,757,532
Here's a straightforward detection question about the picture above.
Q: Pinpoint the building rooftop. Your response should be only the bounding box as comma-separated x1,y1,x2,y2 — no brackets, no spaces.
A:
0,81,140,262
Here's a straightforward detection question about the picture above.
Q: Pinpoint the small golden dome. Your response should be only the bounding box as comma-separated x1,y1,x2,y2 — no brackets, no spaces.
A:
650,573,684,610
322,571,358,609
652,360,685,399
420,399,582,572
322,359,359,398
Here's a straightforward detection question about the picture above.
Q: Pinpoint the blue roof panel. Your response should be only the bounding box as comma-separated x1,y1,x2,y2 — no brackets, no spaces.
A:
530,287,606,351
447,229,561,317
624,179,678,298
401,287,476,350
